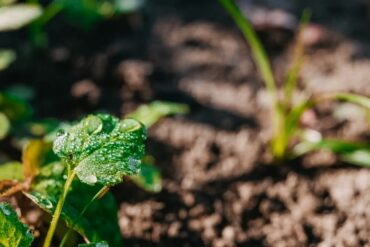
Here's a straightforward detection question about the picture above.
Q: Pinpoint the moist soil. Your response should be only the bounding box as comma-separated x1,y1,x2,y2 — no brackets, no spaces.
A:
1,0,370,246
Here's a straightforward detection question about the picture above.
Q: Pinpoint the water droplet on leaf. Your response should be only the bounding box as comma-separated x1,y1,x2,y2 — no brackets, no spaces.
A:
85,174,97,185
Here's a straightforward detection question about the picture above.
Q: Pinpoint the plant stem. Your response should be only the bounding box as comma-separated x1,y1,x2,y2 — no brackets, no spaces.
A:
43,171,76,247
219,0,287,161
59,186,110,247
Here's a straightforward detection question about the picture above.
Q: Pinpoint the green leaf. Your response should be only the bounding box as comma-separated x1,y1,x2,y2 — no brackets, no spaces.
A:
219,0,277,101
31,161,65,196
0,112,10,140
53,114,147,186
127,101,189,128
304,139,369,153
330,93,370,110
342,149,370,167
0,203,33,247
25,163,122,246
295,137,370,167
131,159,162,192
0,162,23,181
0,49,16,71
79,241,109,247
0,4,42,32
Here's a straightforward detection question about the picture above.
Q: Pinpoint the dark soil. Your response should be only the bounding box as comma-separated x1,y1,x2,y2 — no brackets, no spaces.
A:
1,0,370,246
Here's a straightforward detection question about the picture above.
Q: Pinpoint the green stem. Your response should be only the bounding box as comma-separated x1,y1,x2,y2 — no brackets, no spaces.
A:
43,171,76,247
59,186,109,247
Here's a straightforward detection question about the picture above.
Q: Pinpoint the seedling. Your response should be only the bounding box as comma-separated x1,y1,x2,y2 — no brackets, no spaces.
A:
0,101,188,246
220,0,370,165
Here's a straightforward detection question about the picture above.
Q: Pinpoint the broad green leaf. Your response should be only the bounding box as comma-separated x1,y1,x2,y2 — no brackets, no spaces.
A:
0,49,16,71
0,112,10,140
0,203,33,247
131,160,162,192
25,178,122,246
128,101,189,128
79,241,109,247
0,4,42,32
53,114,147,186
0,162,23,181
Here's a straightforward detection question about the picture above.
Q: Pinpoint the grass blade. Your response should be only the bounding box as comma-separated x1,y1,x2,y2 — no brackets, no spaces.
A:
330,92,370,110
219,0,277,99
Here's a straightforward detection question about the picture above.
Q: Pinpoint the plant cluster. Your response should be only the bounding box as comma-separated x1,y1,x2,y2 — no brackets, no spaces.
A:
220,0,370,166
0,98,188,246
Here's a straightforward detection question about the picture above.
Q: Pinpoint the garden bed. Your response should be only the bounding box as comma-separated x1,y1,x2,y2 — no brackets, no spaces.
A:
1,0,370,246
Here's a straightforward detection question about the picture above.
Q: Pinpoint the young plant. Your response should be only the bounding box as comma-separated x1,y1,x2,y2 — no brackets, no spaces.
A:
0,101,188,246
219,0,370,164
0,114,146,246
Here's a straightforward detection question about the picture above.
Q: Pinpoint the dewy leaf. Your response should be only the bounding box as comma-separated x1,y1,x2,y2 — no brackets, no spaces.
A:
0,162,24,181
127,101,189,128
0,4,42,32
0,203,34,247
78,241,109,247
53,114,146,186
25,170,122,246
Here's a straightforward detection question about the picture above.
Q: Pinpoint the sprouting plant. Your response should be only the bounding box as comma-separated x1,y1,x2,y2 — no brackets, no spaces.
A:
219,0,370,165
0,101,188,246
